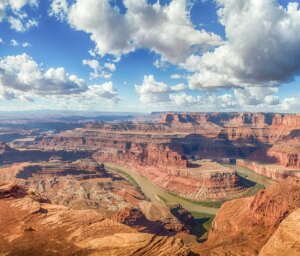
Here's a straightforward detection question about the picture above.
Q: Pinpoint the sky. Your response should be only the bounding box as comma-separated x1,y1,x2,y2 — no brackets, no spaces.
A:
0,0,300,113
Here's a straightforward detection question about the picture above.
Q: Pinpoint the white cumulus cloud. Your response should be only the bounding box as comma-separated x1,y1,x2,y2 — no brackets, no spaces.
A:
188,0,300,90
48,0,68,21
135,75,187,104
0,54,120,107
83,59,116,79
0,0,39,32
52,0,221,64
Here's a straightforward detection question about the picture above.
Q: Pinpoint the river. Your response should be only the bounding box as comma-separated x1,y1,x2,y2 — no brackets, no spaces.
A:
105,162,276,215
222,164,276,187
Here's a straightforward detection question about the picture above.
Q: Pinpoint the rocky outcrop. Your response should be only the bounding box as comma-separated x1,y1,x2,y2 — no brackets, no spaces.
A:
259,208,300,256
0,183,191,256
237,159,300,181
161,112,274,127
94,144,189,169
0,142,14,153
194,177,300,255
272,114,300,127
161,113,208,124
0,183,48,203
0,160,147,215
161,112,300,128
12,112,300,202
229,113,273,126
112,207,156,231
170,204,194,231
266,143,300,168
16,157,106,180
112,204,193,235
95,153,246,201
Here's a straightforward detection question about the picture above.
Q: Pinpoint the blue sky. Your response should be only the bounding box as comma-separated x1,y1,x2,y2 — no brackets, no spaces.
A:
0,0,300,112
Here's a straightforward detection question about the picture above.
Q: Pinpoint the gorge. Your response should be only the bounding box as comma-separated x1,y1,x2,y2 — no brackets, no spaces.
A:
0,112,299,255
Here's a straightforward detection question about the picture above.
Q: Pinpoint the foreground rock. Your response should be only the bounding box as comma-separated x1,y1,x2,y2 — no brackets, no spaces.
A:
0,157,196,237
194,177,300,255
0,183,191,256
112,204,193,235
259,208,300,256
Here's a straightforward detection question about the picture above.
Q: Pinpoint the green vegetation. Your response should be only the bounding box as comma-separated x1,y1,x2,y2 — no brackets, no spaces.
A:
106,165,141,190
158,195,216,241
156,194,167,203
236,171,248,179
237,172,266,197
190,211,215,241
221,163,275,186
242,182,265,197
221,163,274,198
167,191,224,208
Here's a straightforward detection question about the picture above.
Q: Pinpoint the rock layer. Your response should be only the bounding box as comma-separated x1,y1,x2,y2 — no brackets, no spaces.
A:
0,159,147,215
194,177,300,255
11,112,300,201
259,208,300,256
0,183,191,256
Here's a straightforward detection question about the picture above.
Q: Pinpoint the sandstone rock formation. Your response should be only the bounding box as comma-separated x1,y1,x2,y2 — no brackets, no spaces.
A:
0,183,191,256
259,208,300,256
10,112,300,202
194,177,300,255
237,159,300,181
0,159,147,216
1,112,300,255
16,157,106,180
112,204,193,235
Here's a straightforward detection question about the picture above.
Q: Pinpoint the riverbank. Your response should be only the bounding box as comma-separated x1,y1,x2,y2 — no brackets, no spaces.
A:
105,162,219,215
104,161,278,242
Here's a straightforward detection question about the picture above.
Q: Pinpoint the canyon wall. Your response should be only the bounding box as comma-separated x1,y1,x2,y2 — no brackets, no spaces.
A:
11,112,300,202
161,112,300,128
194,177,300,255
259,208,300,256
237,159,300,181
272,113,300,127
94,149,245,201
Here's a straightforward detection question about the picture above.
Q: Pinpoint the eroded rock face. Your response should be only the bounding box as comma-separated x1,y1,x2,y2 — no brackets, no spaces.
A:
11,112,300,202
259,208,300,256
272,114,300,127
0,159,147,216
93,144,189,169
94,150,245,201
112,204,193,235
16,157,106,180
194,178,300,255
0,184,191,256
0,142,14,153
237,159,300,181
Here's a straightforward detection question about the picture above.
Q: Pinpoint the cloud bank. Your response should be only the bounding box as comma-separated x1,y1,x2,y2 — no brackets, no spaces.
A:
0,54,120,108
51,0,222,64
188,0,300,90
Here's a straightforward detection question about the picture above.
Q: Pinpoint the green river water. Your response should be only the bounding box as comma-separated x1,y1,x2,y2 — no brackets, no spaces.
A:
105,162,275,215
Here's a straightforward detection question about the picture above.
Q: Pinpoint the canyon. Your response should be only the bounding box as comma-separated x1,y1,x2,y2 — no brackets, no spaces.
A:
12,112,300,200
0,111,299,255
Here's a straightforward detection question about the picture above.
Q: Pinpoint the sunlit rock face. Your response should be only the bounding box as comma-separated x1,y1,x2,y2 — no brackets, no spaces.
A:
13,112,299,202
0,183,192,256
259,208,300,256
193,178,300,255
